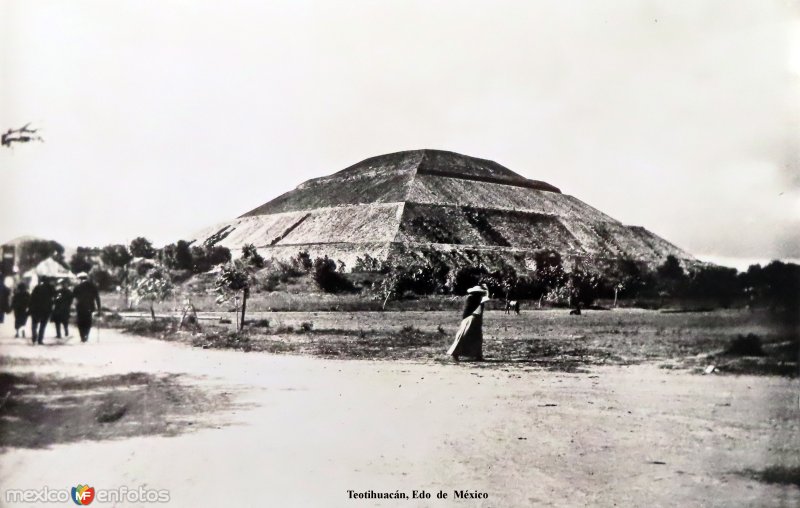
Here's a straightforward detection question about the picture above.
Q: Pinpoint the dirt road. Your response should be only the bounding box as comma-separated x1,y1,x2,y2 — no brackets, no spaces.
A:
0,319,797,507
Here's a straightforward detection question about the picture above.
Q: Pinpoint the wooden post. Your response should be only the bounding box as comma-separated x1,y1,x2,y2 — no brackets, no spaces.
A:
240,288,248,331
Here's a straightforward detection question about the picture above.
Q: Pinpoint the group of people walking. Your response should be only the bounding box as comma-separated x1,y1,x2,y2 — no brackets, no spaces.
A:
0,272,101,344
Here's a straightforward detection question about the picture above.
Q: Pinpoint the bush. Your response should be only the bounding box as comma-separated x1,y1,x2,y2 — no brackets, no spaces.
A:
135,260,156,276
263,273,281,292
401,263,445,295
353,254,387,273
162,240,193,271
275,260,304,281
568,269,605,307
188,245,232,274
207,245,232,266
312,256,354,293
291,251,313,272
90,267,115,291
726,334,764,356
242,244,265,269
450,266,488,295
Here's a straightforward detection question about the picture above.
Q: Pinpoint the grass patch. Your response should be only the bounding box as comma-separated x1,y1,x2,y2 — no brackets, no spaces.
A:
107,309,798,375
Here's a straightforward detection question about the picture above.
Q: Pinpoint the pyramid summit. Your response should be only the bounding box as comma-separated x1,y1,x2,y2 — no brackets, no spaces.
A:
240,149,561,217
191,149,694,270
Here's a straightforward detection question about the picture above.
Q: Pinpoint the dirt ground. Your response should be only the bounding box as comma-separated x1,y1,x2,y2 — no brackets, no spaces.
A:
0,310,798,507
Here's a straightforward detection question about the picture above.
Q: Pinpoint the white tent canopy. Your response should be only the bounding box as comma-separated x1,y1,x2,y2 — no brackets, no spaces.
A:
22,257,78,286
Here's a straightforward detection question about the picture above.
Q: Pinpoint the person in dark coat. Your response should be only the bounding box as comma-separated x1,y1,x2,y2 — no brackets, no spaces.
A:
52,279,74,338
0,280,10,324
11,282,30,338
29,278,55,344
73,272,101,342
447,284,490,362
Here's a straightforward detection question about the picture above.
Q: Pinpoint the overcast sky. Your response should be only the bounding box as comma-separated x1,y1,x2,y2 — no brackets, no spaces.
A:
1,0,798,269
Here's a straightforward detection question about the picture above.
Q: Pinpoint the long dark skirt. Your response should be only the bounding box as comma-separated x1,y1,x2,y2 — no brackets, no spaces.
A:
447,315,483,358
14,310,28,329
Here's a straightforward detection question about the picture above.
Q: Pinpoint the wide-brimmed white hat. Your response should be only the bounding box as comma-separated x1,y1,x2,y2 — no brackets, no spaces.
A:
466,285,488,294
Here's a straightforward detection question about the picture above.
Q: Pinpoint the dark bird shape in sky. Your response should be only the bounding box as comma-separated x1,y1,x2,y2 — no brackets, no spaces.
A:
2,123,44,148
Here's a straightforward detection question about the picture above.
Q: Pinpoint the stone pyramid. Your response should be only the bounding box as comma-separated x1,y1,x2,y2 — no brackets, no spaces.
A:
190,150,694,270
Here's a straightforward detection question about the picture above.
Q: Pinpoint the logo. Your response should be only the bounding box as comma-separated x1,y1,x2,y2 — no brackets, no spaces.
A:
71,484,95,505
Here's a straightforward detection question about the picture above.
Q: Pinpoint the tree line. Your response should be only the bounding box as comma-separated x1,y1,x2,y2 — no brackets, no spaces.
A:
11,238,799,313
13,238,234,291
352,251,799,310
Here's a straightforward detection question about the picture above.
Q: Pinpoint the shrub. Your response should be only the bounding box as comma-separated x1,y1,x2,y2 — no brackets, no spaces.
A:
353,254,386,273
135,260,156,276
90,267,115,291
191,246,212,273
312,256,354,293
275,260,303,281
190,245,232,274
726,334,764,356
263,273,281,291
162,240,193,271
241,244,265,269
207,245,232,266
253,319,270,328
450,266,488,295
402,263,443,295
568,269,605,307
291,250,313,272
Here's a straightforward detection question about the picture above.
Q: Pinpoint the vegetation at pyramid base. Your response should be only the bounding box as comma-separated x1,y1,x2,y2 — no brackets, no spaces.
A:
6,236,799,312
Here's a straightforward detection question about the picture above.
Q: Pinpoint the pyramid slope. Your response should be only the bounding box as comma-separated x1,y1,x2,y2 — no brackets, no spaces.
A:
192,150,694,270
240,149,559,217
408,174,614,222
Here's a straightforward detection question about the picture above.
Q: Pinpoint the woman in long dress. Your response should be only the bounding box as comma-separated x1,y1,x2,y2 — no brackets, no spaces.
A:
11,282,30,338
447,285,489,362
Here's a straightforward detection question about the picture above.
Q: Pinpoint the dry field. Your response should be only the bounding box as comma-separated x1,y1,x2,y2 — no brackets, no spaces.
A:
114,308,798,376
